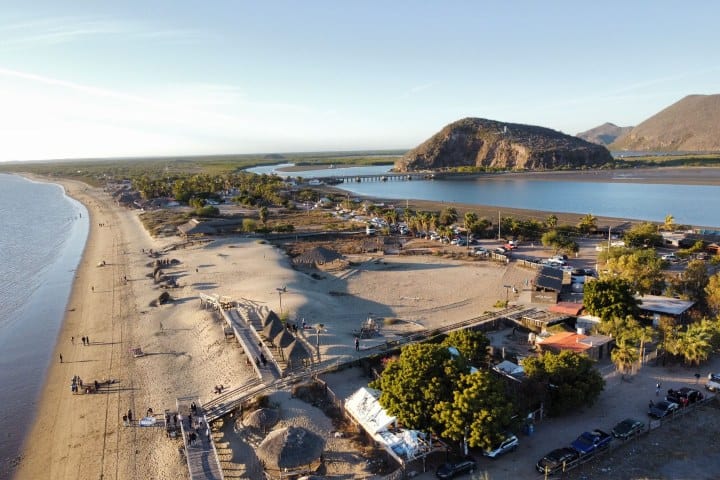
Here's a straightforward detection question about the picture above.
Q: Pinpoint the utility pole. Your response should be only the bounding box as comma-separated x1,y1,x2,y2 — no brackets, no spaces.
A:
498,211,501,240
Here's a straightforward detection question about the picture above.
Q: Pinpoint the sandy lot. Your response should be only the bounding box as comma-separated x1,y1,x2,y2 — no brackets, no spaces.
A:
16,172,720,480
15,179,538,480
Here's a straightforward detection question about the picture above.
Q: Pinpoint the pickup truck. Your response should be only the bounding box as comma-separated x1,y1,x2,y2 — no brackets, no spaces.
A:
570,429,612,456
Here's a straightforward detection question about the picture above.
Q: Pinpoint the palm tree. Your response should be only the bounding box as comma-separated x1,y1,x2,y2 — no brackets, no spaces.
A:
678,324,712,366
611,338,639,375
663,214,676,232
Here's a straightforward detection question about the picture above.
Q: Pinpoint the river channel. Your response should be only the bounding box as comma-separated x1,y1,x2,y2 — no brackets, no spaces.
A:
247,164,720,229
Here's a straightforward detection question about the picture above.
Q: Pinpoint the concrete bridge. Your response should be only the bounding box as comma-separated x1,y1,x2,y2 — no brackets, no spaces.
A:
313,172,436,184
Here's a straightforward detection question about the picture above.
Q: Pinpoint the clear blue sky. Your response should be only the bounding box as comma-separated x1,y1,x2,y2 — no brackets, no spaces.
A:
1,0,719,161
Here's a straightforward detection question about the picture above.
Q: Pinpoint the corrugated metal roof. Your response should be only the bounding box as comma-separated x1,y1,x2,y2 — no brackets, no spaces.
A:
535,266,563,292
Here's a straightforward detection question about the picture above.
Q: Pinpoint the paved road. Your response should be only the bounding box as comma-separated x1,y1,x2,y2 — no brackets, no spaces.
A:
407,351,719,480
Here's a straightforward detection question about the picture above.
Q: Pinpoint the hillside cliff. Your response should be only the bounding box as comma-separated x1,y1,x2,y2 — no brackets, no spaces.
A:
576,122,633,146
396,118,612,172
610,94,720,151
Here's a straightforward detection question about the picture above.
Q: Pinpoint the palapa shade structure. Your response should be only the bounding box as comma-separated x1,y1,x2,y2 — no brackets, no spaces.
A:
263,310,281,328
292,246,343,266
257,426,325,470
242,407,279,433
263,316,285,340
283,340,312,369
274,328,295,349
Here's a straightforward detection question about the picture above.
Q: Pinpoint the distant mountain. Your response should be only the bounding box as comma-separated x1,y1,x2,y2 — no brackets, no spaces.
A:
395,117,612,172
576,122,633,146
610,94,720,151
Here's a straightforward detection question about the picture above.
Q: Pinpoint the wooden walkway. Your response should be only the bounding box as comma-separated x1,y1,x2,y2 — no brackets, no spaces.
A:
182,304,538,480
177,396,224,480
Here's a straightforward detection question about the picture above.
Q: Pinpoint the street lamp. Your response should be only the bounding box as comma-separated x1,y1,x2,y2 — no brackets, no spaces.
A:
315,323,325,361
276,286,286,314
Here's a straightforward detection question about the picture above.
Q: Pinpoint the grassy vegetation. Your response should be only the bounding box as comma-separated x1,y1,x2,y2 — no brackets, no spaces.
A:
615,154,720,167
0,150,405,183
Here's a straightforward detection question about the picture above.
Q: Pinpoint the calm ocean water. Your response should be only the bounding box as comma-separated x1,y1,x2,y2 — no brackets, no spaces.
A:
248,164,720,228
0,174,88,476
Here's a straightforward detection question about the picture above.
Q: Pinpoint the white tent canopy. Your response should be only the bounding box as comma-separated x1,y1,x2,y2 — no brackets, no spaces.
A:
345,387,396,434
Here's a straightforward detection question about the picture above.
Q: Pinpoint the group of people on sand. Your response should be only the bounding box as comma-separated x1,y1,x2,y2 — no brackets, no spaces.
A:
213,384,225,394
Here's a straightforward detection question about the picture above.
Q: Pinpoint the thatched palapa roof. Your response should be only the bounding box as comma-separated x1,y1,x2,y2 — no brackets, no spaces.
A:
263,310,281,328
263,316,284,339
283,340,311,368
257,426,325,470
292,246,343,265
242,407,279,432
274,328,295,349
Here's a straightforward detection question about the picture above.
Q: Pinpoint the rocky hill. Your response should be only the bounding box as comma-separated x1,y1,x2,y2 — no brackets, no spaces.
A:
610,94,720,151
576,122,633,146
395,118,613,172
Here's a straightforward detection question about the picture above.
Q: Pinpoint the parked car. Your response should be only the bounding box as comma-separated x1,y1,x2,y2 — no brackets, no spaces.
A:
611,418,645,439
661,253,678,262
472,247,488,256
482,434,519,459
666,387,704,406
435,458,476,479
648,400,679,418
570,429,612,456
706,373,720,392
536,448,579,475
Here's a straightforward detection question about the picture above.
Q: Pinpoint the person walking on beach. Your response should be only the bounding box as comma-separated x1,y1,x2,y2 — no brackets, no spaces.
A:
59,354,63,363
656,382,661,396
71,336,74,345
355,337,360,351
91,286,94,292
128,409,133,423
86,336,90,345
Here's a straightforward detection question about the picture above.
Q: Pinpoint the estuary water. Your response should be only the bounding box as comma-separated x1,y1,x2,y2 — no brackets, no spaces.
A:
0,174,88,476
248,164,720,228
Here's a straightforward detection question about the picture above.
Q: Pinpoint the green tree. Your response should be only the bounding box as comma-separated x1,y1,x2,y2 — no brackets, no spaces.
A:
604,248,665,295
541,230,577,254
259,206,269,225
610,338,639,375
577,213,598,234
663,214,676,231
623,222,663,248
545,214,558,229
705,273,720,316
242,218,257,232
522,351,605,416
441,330,490,365
677,323,713,366
439,207,459,227
583,278,640,320
370,343,465,433
680,259,710,302
433,371,514,450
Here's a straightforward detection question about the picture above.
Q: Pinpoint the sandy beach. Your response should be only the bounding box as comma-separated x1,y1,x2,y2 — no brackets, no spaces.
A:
13,177,542,480
14,168,720,479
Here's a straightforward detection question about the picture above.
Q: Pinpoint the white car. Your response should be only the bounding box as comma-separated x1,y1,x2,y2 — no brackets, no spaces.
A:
661,253,678,262
483,434,519,458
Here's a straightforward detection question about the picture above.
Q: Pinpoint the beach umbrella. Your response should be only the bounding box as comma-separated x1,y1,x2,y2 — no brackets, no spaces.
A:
257,426,325,470
242,408,279,433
